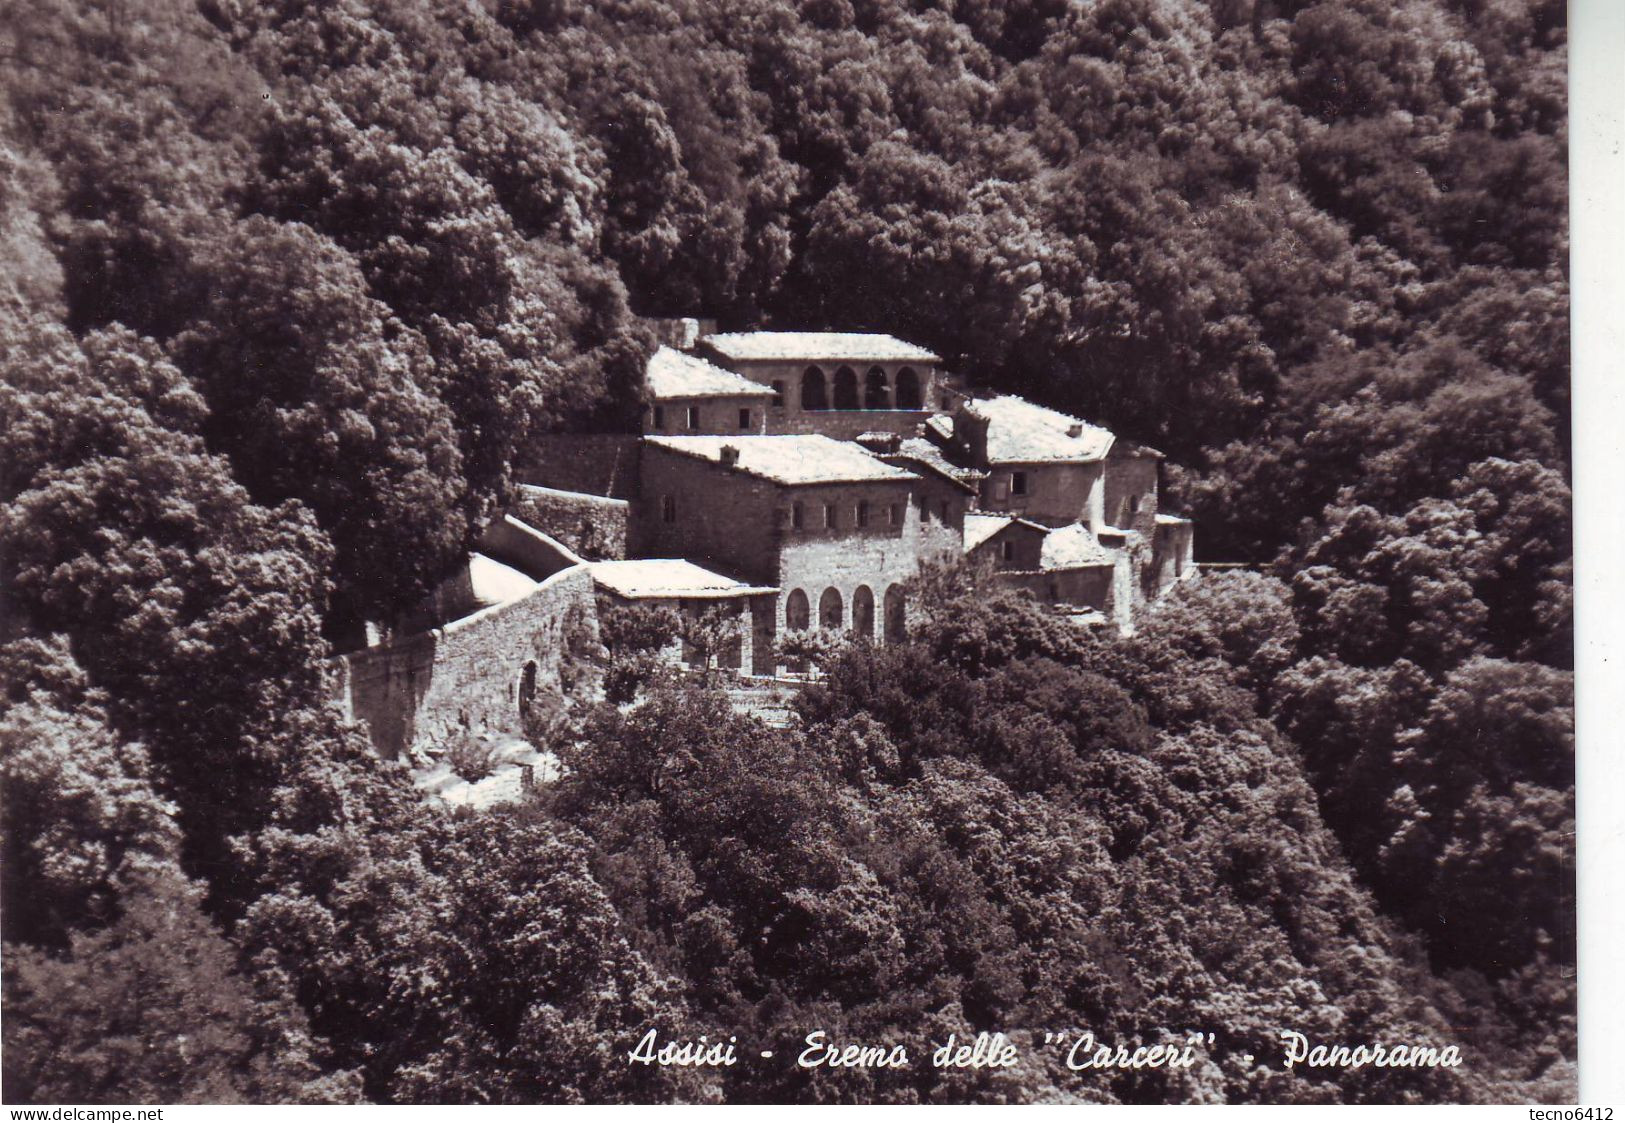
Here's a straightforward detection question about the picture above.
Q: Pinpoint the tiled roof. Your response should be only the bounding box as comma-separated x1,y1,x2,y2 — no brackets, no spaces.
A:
701,331,940,364
646,345,773,399
962,512,1046,553
963,514,1012,553
1040,523,1115,569
589,559,777,599
890,437,984,491
645,435,918,486
966,395,1116,463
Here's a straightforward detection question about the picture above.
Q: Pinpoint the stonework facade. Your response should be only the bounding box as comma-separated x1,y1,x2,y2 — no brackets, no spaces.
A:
509,484,629,560
333,562,597,761
338,326,1201,763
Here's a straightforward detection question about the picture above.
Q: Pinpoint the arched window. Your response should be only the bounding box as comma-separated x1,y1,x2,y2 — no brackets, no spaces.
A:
895,366,922,410
519,661,538,715
832,366,859,410
863,366,891,410
801,366,828,411
819,586,843,630
883,585,907,644
852,585,875,640
786,589,810,630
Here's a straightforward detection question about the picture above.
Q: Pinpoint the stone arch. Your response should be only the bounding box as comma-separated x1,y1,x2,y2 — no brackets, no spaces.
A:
883,584,906,643
819,586,844,630
863,366,891,410
786,588,810,630
895,366,922,409
801,366,828,411
518,660,538,715
852,585,875,640
832,366,859,410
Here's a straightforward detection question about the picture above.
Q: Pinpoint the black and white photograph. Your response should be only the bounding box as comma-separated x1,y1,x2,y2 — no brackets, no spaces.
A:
0,0,1599,1107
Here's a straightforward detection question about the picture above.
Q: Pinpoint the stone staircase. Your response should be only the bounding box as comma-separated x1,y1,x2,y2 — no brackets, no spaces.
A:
721,678,803,729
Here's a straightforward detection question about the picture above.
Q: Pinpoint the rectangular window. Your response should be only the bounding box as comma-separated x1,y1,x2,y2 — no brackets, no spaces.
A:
653,405,665,429
661,495,676,523
1001,540,1015,562
686,406,700,430
771,380,785,408
939,499,949,521
1011,471,1028,496
739,408,752,429
889,503,902,527
856,501,870,528
792,502,804,529
824,503,836,529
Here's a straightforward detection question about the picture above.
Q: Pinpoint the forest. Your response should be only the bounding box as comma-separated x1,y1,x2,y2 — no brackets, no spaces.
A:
0,0,1571,1104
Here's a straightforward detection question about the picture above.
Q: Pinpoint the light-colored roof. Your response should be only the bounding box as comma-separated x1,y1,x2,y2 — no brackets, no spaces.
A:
464,553,540,606
646,345,773,399
1040,523,1115,570
966,396,1116,463
1155,513,1192,526
889,437,984,492
589,559,777,599
702,331,940,364
962,512,1046,553
964,514,1012,553
516,483,629,511
645,435,917,486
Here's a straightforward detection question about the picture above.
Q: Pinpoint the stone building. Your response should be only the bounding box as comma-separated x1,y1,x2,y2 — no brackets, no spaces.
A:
914,392,1196,624
932,395,1119,530
333,326,1200,764
589,558,779,675
331,517,597,761
644,345,774,436
634,434,974,651
693,331,948,440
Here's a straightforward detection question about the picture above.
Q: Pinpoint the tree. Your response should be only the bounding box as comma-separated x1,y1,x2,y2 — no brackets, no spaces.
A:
3,872,358,1105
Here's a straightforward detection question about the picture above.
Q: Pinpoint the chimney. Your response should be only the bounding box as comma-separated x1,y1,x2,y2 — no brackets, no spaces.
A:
679,317,701,350
719,444,740,467
1067,422,1084,439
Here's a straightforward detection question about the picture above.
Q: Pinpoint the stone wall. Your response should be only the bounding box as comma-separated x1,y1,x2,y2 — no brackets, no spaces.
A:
768,408,934,440
1149,518,1197,599
691,355,939,439
911,476,974,565
333,564,598,761
520,434,642,500
1103,453,1160,532
646,394,770,436
774,483,928,645
978,460,1104,529
970,519,1047,571
635,443,784,580
998,564,1114,611
509,485,629,560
